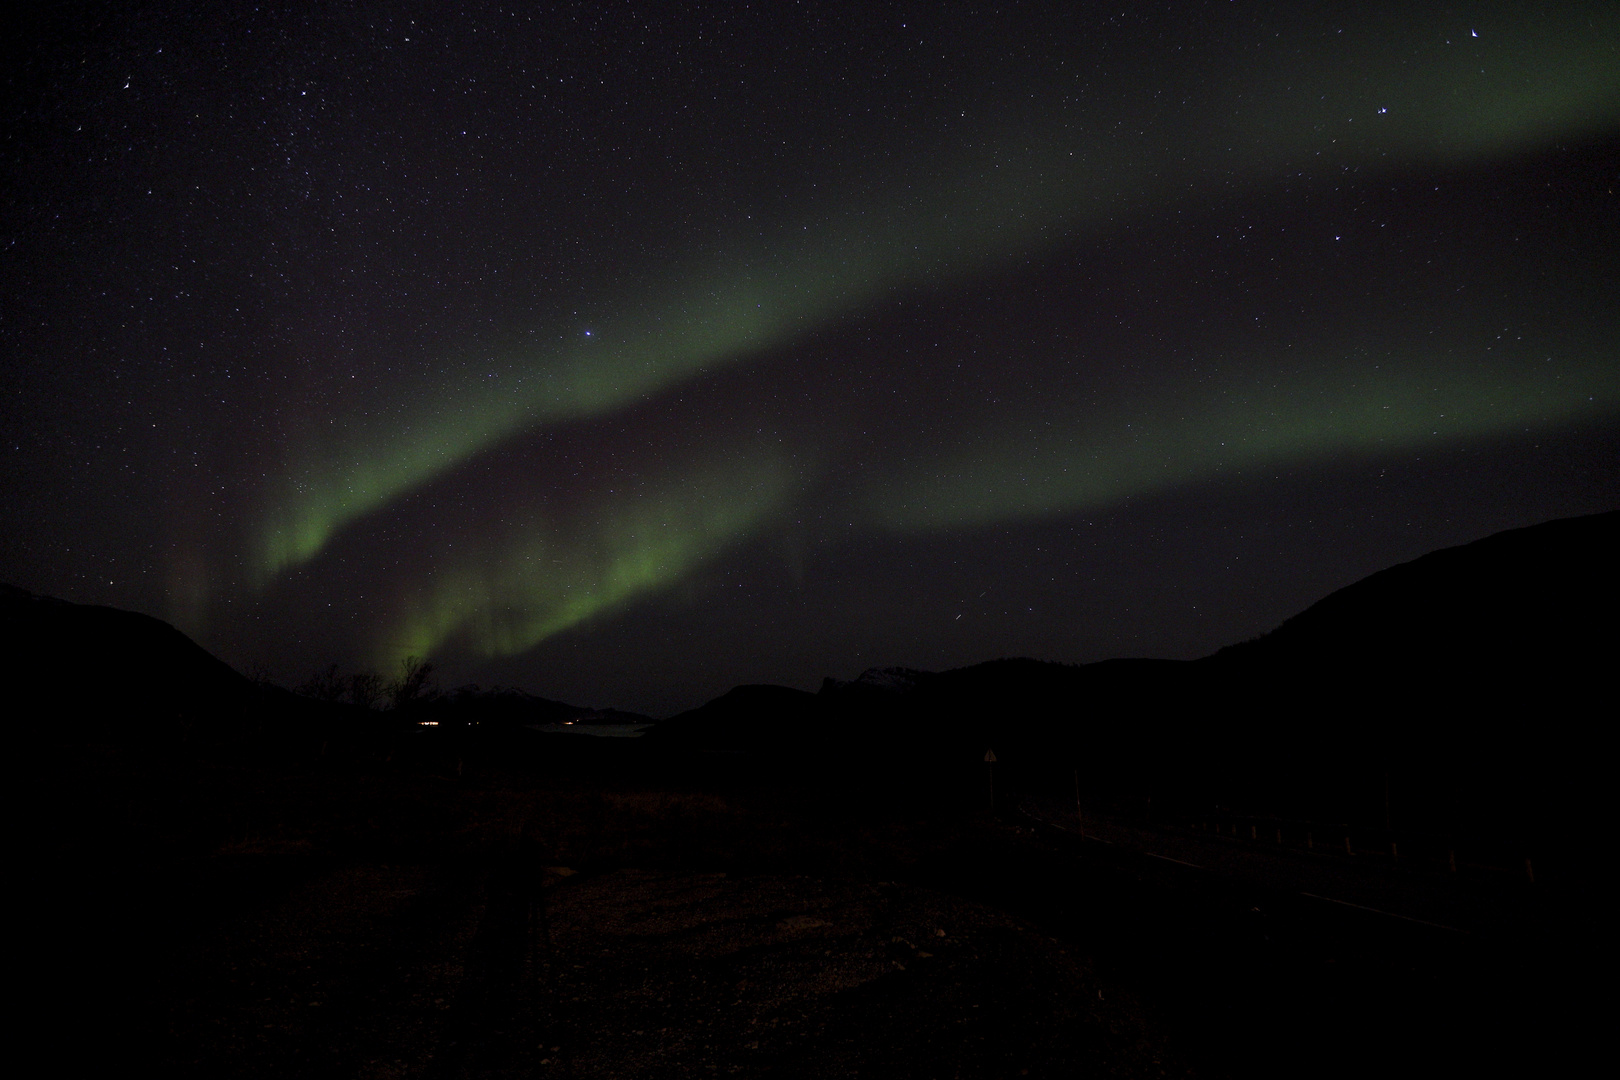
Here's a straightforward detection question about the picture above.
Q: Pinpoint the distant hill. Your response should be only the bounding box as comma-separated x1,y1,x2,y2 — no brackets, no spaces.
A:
1208,509,1615,685
0,583,650,752
640,684,818,752
2,583,257,747
645,511,1616,841
8,511,1613,843
1175,510,1617,784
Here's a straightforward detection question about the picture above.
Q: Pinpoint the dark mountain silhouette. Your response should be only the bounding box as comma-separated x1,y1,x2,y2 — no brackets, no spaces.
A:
644,511,1615,861
3,583,258,748
432,685,652,728
1207,509,1615,701
0,583,649,755
640,684,819,752
1183,510,1615,851
10,510,1613,865
818,666,937,697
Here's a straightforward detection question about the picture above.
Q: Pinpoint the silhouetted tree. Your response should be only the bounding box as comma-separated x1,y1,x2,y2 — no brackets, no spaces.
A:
297,662,346,702
348,671,382,711
243,662,279,691
388,655,438,711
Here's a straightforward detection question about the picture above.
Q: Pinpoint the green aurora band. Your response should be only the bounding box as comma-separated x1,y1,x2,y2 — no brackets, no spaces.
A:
858,346,1620,533
232,9,1620,667
253,9,1620,580
375,447,800,663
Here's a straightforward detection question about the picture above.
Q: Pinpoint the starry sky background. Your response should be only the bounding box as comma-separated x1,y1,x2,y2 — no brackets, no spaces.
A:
4,1,1618,715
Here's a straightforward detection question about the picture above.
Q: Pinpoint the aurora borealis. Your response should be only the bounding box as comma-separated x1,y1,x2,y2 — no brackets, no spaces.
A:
4,2,1618,714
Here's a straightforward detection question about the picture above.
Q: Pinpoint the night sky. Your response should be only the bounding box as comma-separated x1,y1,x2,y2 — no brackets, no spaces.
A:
4,2,1617,715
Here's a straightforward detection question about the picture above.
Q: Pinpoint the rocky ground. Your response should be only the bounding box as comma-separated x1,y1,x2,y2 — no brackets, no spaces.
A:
36,740,1583,1079
152,859,1174,1080
38,747,1184,1080
452,866,1169,1079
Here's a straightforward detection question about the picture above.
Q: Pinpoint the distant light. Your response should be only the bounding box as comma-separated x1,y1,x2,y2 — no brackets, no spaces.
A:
418,720,439,726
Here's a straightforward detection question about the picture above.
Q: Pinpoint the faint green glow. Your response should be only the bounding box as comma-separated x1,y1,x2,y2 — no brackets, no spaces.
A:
374,449,797,665
254,6,1620,581
1224,10,1620,166
860,349,1620,533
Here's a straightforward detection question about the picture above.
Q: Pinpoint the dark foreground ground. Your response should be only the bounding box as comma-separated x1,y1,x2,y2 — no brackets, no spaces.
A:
32,734,1590,1079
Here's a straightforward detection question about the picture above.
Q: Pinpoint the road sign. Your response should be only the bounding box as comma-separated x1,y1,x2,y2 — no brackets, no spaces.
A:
984,749,997,762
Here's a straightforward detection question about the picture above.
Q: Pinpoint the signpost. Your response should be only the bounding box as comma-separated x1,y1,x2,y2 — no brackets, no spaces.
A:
984,749,997,812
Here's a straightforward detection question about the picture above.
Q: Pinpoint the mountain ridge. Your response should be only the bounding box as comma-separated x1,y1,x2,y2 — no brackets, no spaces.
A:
7,511,1613,812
